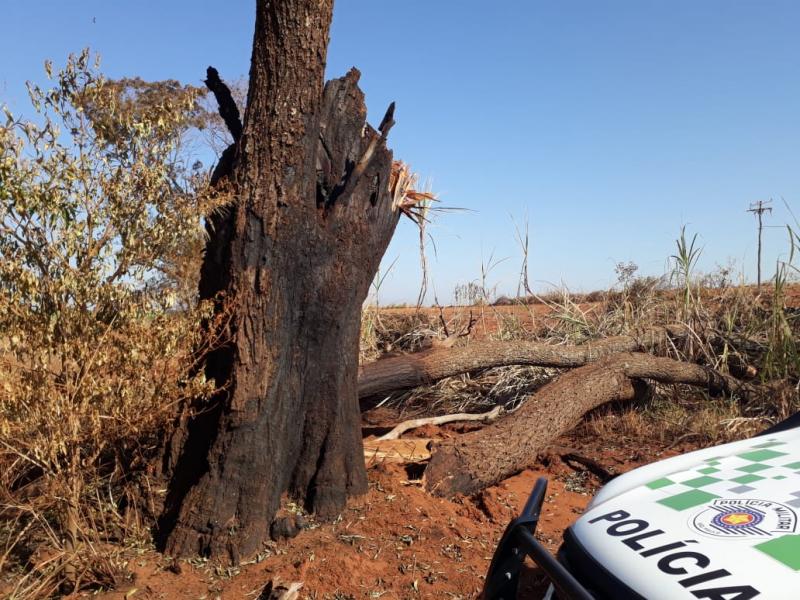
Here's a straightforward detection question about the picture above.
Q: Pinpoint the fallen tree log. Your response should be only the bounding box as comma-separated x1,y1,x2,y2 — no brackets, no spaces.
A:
358,324,760,403
423,351,771,497
358,326,682,401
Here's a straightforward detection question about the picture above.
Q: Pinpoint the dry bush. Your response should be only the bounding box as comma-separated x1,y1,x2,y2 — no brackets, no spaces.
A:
0,52,220,597
360,311,443,363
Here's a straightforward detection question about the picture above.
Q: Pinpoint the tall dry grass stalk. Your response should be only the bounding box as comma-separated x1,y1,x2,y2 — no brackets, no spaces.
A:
389,161,437,310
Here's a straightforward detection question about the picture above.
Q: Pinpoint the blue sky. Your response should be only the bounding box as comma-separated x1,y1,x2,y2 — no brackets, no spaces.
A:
3,1,800,303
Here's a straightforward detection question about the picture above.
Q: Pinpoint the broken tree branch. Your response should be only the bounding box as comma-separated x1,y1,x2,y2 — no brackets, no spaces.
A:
204,66,243,142
357,324,760,403
204,67,242,187
423,351,777,497
328,101,395,208
376,405,504,441
551,446,616,484
359,325,681,401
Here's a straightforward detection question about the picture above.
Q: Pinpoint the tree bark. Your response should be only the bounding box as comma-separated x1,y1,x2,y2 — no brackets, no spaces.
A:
423,352,768,497
159,0,400,561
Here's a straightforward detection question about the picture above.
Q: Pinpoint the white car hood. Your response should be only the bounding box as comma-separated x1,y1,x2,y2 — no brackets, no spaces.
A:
571,429,800,599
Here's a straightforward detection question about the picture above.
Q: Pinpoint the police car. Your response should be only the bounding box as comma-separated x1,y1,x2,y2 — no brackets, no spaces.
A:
484,414,800,599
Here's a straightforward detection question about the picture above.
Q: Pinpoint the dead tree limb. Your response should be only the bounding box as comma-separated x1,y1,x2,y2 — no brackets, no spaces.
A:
376,405,503,441
551,447,616,484
204,67,243,186
358,326,679,401
204,66,243,142
423,351,772,497
357,324,761,403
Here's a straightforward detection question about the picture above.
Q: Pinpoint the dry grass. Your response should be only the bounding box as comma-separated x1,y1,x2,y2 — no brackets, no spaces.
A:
383,365,560,419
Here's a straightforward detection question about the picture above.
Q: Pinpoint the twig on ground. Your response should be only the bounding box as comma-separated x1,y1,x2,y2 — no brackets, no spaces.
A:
550,446,616,483
376,405,504,441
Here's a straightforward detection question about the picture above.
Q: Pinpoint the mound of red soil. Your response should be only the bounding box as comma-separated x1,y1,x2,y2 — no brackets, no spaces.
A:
91,432,690,600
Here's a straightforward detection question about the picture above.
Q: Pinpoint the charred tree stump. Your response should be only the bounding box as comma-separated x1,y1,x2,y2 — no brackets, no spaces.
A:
158,0,400,561
423,352,769,497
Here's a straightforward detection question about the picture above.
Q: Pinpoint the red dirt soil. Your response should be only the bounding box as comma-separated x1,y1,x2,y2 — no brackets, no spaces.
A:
87,429,695,600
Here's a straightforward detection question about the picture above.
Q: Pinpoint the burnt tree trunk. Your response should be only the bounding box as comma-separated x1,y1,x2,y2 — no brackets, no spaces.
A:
423,352,771,497
159,0,400,561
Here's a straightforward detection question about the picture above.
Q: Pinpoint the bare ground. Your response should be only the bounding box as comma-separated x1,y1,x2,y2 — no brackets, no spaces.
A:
84,425,696,600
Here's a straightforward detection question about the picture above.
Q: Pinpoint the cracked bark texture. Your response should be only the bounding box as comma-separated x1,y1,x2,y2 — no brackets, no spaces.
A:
159,0,400,561
423,351,769,497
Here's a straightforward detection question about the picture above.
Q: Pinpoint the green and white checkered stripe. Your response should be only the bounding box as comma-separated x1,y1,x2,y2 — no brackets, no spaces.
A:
641,437,800,570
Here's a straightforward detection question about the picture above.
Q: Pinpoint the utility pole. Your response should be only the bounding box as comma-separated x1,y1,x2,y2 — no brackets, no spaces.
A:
748,200,772,288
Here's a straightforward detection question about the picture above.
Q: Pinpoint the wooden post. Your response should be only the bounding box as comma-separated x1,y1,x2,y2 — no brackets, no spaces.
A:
748,200,772,288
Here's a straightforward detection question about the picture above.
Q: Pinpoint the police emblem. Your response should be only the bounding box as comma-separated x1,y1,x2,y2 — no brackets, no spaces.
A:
692,499,797,538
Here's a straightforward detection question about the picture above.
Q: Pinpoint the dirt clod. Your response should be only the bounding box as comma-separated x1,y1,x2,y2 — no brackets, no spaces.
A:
270,516,302,541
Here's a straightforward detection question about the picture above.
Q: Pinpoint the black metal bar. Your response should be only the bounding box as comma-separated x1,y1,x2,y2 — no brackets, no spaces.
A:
521,477,548,518
483,477,596,600
483,478,549,599
757,410,800,436
514,528,594,600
